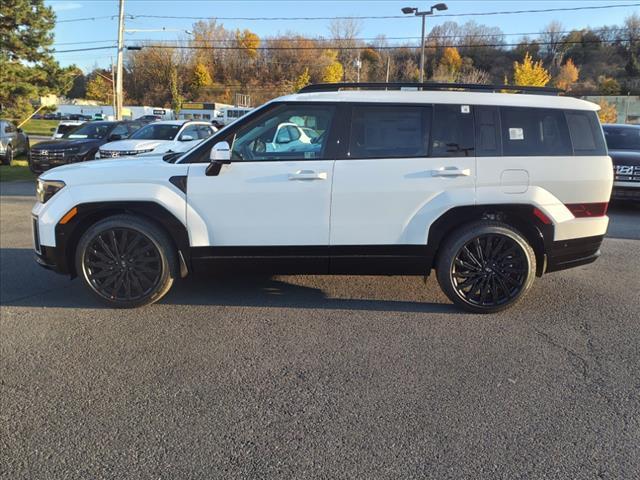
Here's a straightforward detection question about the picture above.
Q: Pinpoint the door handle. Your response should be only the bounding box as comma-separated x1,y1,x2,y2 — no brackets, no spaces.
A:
288,170,327,181
432,167,471,177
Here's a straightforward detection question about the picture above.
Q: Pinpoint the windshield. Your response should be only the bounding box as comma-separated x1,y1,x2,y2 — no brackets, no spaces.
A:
65,123,112,139
57,124,83,136
604,127,640,150
130,124,181,140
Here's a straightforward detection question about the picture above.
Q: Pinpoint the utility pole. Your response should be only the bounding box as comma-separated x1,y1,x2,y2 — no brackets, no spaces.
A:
386,56,391,83
419,14,426,83
111,58,117,119
115,0,125,120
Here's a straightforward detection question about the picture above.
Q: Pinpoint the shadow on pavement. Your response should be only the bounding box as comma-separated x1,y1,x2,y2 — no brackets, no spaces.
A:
0,180,35,197
0,247,456,314
607,201,640,240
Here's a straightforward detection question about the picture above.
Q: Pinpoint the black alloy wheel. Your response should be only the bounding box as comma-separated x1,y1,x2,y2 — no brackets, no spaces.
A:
436,221,536,313
83,228,162,302
451,234,527,308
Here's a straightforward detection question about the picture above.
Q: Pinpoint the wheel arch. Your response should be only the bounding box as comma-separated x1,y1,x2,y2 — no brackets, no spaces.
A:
427,204,554,276
56,201,190,277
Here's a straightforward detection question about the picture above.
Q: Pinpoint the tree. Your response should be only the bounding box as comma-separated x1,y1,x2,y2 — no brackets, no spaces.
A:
323,61,344,83
192,62,213,89
597,99,617,123
554,58,579,91
170,66,184,114
293,67,311,91
0,0,59,119
625,53,640,78
598,77,621,95
85,72,112,104
513,52,551,86
236,29,260,59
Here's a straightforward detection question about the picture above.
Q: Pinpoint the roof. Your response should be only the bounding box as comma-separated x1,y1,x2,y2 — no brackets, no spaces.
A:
277,90,599,111
148,120,211,126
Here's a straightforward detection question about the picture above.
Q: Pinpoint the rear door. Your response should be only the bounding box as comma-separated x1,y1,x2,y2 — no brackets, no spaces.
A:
329,103,476,272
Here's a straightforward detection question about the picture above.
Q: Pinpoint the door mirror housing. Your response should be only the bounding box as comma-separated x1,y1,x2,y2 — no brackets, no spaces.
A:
206,141,231,176
180,134,195,142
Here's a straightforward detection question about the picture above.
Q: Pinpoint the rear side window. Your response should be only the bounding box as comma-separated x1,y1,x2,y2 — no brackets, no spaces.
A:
431,104,475,157
501,107,572,156
349,105,431,159
565,111,607,155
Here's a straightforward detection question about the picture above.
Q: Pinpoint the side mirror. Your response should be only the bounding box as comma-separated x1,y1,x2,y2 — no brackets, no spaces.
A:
206,141,231,176
50,128,56,132
109,134,122,141
180,134,195,142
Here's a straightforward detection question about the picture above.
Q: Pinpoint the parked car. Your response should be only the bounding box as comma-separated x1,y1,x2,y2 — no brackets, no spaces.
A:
0,120,30,165
29,121,141,173
51,120,86,139
136,115,163,124
96,120,216,158
32,82,612,312
603,123,640,201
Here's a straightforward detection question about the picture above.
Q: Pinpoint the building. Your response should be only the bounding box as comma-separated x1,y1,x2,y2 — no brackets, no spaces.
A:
582,95,640,124
177,102,234,122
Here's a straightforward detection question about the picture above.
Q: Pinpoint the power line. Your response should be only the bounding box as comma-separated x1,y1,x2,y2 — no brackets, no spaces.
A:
128,3,640,21
132,38,631,52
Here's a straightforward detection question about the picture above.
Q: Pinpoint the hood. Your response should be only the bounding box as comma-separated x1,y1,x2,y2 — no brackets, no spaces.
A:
608,149,640,166
100,139,173,152
33,138,102,151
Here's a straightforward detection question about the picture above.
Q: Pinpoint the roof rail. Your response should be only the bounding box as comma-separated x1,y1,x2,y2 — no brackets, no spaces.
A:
298,82,562,95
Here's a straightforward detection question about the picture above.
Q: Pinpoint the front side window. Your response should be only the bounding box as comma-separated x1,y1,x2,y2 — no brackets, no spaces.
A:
431,105,475,157
130,124,181,141
230,104,335,161
180,124,200,140
501,107,572,156
349,105,431,159
111,124,129,137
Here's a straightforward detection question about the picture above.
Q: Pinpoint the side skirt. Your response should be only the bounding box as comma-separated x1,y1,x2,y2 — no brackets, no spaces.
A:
190,245,434,275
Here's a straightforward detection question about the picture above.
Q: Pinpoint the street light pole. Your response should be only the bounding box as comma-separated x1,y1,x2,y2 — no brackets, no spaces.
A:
401,3,448,84
115,0,125,120
419,13,426,83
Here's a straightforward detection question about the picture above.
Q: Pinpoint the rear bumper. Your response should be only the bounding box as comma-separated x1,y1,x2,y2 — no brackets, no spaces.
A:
611,185,640,201
545,235,604,273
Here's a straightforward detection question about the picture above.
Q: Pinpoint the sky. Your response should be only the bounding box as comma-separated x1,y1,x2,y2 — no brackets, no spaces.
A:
47,0,640,71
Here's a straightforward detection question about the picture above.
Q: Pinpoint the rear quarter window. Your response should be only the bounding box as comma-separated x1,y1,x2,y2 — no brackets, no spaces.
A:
500,107,572,156
565,110,607,155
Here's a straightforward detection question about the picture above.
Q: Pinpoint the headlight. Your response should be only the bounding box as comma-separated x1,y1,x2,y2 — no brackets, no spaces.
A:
36,179,66,204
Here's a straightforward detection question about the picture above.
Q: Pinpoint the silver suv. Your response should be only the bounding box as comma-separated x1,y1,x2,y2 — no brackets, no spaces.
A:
0,120,30,165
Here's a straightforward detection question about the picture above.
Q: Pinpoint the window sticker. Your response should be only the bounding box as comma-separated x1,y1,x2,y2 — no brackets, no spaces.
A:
461,105,470,114
509,127,524,140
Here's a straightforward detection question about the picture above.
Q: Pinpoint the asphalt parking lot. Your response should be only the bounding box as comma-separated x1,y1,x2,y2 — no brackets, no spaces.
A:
1,180,639,479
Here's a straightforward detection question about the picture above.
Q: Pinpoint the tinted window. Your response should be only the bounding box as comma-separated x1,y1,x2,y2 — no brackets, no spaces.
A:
111,124,129,137
431,105,475,157
566,111,607,155
349,105,430,159
130,124,181,140
603,125,640,151
65,122,113,139
501,107,571,156
474,106,501,157
231,104,335,161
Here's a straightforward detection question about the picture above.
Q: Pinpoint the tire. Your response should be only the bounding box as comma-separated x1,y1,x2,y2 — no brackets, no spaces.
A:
75,214,177,308
2,145,12,165
436,221,536,314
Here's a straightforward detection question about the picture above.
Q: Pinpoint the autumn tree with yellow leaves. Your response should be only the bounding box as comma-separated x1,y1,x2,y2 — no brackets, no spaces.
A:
513,52,551,87
597,99,618,123
554,59,579,91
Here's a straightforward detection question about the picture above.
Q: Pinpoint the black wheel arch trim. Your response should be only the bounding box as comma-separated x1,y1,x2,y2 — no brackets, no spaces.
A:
427,204,554,277
54,201,190,277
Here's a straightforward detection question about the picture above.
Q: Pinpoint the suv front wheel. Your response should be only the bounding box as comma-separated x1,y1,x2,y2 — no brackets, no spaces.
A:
75,214,177,308
436,221,536,313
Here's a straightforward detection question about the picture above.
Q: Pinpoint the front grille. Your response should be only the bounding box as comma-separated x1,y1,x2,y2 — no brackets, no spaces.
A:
614,165,640,183
100,150,141,158
30,149,67,162
32,216,41,254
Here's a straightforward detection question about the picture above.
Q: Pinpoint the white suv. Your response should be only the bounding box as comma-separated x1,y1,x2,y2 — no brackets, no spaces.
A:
31,83,613,312
96,120,215,158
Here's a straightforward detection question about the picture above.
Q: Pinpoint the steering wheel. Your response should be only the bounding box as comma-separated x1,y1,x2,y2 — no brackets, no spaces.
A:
311,131,326,145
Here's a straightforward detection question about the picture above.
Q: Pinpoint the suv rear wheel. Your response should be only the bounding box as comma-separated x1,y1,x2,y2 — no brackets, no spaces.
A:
2,145,12,165
75,214,177,308
436,221,536,313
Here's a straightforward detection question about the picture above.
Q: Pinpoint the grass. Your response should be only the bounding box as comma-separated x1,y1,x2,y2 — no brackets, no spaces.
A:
19,119,58,136
0,161,35,183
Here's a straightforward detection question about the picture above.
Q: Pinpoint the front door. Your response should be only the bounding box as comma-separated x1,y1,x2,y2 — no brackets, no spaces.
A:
186,103,337,268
